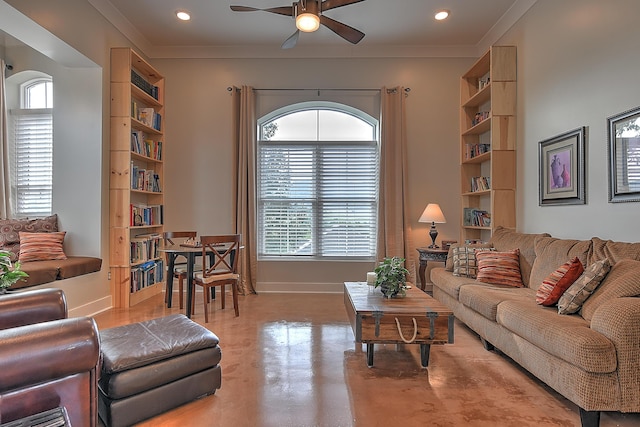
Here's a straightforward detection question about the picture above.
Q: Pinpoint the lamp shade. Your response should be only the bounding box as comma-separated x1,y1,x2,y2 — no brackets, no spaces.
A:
419,203,446,224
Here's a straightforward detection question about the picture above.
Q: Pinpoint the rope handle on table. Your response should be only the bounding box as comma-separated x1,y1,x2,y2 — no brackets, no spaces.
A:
394,317,418,344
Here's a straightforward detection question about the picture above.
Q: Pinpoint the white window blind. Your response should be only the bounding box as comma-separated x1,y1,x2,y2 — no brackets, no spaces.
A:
9,109,53,217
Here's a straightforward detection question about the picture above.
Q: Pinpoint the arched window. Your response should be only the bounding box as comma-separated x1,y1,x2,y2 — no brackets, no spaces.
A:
258,102,379,259
9,76,53,217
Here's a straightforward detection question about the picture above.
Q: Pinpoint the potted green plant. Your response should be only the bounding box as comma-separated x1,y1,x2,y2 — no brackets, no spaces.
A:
374,256,409,298
0,250,28,293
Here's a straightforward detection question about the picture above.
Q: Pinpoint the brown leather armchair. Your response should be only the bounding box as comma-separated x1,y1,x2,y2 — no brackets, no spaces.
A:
0,289,100,426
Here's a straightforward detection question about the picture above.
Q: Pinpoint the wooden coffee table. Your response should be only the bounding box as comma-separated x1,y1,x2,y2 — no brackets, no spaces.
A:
344,282,454,368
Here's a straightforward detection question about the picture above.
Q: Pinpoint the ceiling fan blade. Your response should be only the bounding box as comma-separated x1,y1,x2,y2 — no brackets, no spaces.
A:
230,5,293,17
320,15,365,44
321,0,366,12
281,30,300,49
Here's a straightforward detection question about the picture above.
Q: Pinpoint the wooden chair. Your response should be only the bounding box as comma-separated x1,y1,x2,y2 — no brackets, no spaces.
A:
192,234,241,322
162,231,197,309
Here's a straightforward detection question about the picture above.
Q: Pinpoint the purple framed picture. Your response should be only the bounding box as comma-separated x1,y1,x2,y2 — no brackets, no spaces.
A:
539,127,586,205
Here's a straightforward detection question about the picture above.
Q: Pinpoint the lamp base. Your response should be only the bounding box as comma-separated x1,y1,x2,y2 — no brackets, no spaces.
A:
428,223,439,249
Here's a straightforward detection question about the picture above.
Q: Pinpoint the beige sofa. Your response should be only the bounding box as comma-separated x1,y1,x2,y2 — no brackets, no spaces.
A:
431,227,640,427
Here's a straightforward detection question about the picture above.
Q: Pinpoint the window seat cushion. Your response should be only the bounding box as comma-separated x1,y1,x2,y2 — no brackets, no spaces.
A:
11,256,102,289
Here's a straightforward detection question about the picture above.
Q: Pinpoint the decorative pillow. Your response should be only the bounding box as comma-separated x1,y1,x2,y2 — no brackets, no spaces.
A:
445,243,493,271
18,231,67,262
535,257,584,306
452,246,495,278
557,259,611,315
0,215,59,261
475,249,523,287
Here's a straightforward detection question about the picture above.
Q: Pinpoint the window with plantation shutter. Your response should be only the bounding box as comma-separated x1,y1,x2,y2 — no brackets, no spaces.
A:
8,77,53,217
258,104,379,259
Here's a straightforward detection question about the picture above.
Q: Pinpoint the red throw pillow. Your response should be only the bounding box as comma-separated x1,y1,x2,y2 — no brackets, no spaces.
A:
475,249,523,287
536,257,584,306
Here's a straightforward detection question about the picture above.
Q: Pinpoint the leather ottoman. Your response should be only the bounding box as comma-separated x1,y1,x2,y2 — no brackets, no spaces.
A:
98,314,221,427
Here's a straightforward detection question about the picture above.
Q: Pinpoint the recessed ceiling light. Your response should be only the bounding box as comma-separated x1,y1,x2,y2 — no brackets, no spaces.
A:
176,10,191,21
435,10,450,21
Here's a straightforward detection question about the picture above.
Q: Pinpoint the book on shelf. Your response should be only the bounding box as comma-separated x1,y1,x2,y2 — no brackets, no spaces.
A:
472,111,490,126
463,207,492,227
131,131,162,161
131,69,159,100
464,143,491,160
130,163,162,192
470,176,491,192
130,258,165,293
130,204,164,227
130,233,162,263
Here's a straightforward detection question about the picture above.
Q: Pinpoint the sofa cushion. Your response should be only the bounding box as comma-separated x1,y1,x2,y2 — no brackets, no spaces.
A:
445,242,493,271
459,284,534,321
581,259,640,322
430,267,476,300
558,259,611,315
57,256,102,279
496,299,617,374
0,215,58,261
475,249,523,287
488,227,551,288
452,246,494,278
18,231,67,262
10,260,59,288
536,257,584,306
588,237,640,266
529,236,591,293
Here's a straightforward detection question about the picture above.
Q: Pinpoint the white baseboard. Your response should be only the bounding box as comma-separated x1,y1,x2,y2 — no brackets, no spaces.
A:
69,295,112,318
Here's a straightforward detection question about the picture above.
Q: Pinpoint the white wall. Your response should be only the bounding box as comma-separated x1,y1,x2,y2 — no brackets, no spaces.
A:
498,0,640,242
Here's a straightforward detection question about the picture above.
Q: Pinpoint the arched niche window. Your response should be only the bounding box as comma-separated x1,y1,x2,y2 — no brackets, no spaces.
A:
257,101,379,260
8,75,53,217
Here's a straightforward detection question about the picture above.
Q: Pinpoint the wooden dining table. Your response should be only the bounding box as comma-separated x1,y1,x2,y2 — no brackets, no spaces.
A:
159,242,239,319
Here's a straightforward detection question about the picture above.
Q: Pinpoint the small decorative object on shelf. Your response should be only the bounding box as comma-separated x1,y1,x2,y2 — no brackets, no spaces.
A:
0,250,28,293
374,256,409,299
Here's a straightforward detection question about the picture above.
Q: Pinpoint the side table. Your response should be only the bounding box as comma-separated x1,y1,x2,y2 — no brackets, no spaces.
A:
416,247,449,291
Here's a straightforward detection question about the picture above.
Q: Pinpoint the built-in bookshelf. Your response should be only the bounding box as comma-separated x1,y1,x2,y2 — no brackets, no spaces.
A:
110,47,165,307
459,46,516,243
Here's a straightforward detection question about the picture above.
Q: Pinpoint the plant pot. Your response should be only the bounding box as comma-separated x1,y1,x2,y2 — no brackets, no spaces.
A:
379,283,403,299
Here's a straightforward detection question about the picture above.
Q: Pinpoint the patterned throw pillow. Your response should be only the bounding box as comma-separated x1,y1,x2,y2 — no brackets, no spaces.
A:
18,231,67,262
0,215,59,261
535,257,584,306
558,259,611,315
446,243,493,271
452,246,495,278
475,249,523,287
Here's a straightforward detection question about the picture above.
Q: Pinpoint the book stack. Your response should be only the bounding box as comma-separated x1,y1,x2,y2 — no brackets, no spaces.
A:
130,259,165,292
131,69,159,100
130,233,162,263
464,143,491,160
470,176,491,192
138,107,162,131
131,131,162,160
463,207,492,227
130,204,163,227
472,111,490,126
130,163,161,192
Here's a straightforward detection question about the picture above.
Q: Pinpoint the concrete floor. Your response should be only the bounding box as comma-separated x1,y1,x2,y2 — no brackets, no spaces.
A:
93,291,640,427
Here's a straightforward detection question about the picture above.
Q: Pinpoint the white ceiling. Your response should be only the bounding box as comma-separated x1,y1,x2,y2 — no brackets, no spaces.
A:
89,0,538,58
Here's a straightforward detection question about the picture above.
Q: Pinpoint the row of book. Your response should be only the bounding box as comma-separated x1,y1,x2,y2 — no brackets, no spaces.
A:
131,69,159,100
131,163,161,193
472,111,490,126
463,208,492,227
131,131,162,160
470,176,491,192
464,143,491,160
131,101,162,131
130,204,163,227
130,233,162,263
131,259,165,293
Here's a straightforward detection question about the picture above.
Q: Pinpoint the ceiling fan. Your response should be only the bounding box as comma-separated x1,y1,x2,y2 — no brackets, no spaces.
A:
230,0,366,49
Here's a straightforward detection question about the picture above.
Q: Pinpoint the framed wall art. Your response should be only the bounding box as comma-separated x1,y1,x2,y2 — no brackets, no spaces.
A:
607,106,640,203
538,127,586,206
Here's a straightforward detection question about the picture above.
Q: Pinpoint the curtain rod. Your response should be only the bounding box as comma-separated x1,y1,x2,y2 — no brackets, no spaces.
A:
227,87,410,93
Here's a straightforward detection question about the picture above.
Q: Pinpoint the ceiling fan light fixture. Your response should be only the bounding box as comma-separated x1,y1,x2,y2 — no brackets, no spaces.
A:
434,10,450,21
296,12,320,32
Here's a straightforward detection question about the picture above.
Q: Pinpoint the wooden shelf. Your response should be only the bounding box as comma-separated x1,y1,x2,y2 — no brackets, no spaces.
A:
459,46,516,243
110,47,166,308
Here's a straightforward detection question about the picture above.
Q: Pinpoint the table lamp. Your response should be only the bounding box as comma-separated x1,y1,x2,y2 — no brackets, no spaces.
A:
419,203,447,248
